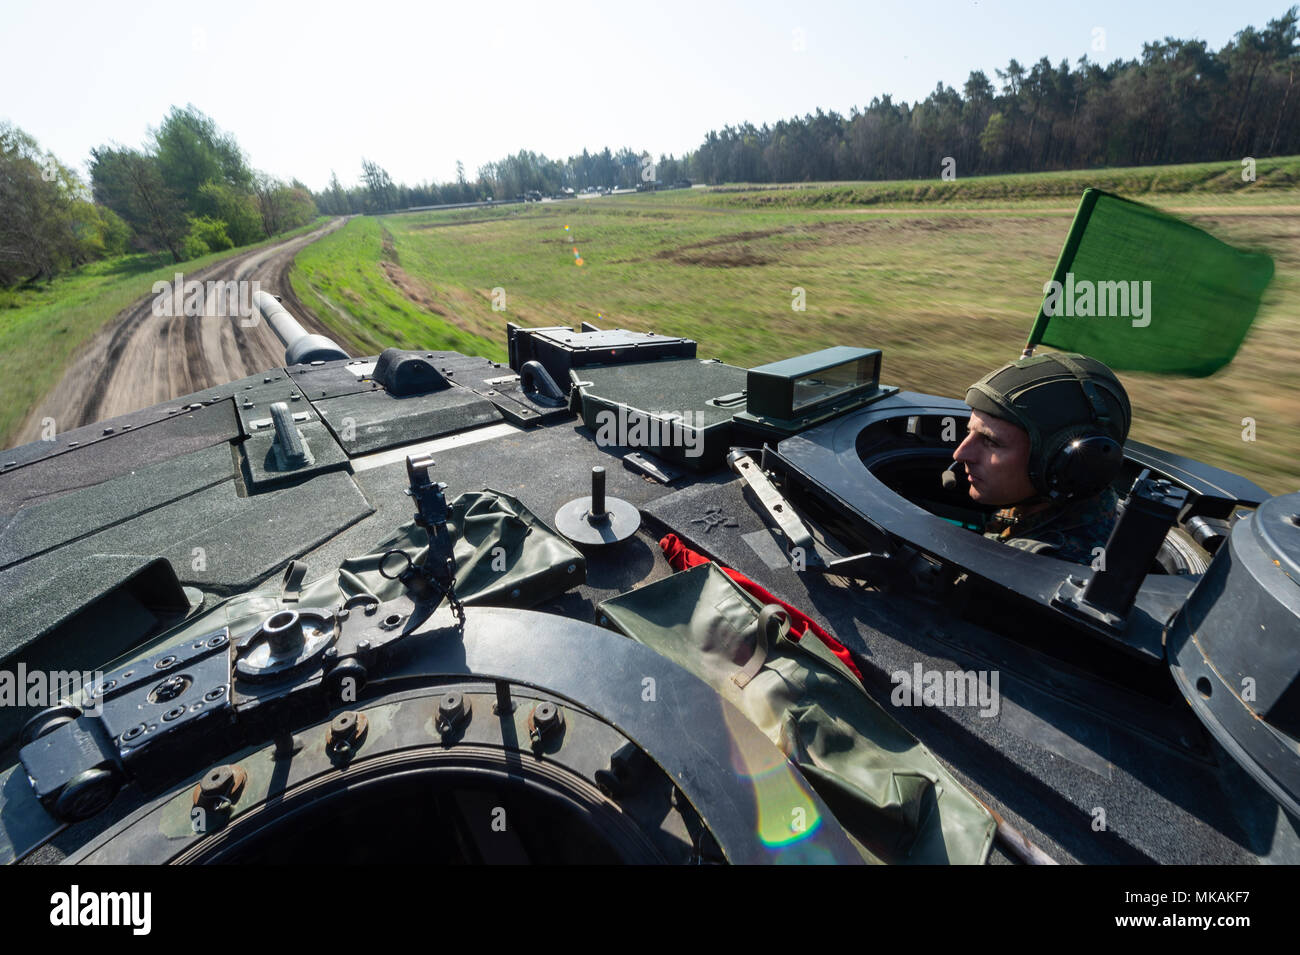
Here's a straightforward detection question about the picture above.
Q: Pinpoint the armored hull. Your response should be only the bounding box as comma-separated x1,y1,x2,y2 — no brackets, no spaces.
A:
1,321,1297,865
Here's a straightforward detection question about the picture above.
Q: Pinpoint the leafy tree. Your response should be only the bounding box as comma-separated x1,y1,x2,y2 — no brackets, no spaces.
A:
199,181,262,245
153,105,252,216
0,123,111,284
253,174,318,236
182,214,234,259
90,145,187,261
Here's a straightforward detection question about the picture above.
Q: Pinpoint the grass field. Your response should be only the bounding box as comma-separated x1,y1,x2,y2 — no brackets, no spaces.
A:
291,159,1300,495
0,218,330,448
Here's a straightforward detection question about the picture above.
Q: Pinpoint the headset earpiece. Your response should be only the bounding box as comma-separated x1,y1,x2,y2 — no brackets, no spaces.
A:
1043,429,1123,499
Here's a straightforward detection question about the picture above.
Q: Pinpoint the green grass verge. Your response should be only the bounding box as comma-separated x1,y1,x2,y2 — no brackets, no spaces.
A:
289,215,506,361
667,155,1300,209
0,217,330,448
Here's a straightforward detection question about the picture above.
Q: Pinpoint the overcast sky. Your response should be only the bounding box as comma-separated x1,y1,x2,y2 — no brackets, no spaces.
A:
2,0,1292,191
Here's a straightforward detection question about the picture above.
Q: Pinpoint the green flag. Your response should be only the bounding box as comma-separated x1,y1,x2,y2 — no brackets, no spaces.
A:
1025,189,1274,376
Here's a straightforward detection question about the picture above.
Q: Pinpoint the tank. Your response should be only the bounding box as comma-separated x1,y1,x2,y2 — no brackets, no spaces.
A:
1,240,1297,869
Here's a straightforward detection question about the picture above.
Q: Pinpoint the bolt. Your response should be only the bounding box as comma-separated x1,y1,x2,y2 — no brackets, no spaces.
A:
201,767,231,795
332,711,358,740
122,723,146,742
440,692,464,721
327,710,367,761
530,701,564,744
438,692,470,734
154,675,186,702
194,763,246,816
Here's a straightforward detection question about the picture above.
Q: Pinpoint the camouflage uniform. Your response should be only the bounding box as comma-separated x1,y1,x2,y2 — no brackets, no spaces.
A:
983,486,1119,566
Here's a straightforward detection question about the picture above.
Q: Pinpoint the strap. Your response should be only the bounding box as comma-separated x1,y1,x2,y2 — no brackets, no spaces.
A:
733,604,790,689
1052,354,1111,429
280,560,308,603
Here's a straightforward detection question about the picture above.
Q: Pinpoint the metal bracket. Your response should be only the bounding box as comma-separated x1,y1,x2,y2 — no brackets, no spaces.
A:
399,454,466,633
726,449,894,584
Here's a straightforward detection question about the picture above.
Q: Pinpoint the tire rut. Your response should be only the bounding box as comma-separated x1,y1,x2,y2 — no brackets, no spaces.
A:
12,218,351,445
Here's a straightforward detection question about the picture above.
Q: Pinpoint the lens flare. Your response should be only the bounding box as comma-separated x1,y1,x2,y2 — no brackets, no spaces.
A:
718,702,822,852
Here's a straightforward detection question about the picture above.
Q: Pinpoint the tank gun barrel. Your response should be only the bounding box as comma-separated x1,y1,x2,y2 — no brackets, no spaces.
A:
252,290,348,365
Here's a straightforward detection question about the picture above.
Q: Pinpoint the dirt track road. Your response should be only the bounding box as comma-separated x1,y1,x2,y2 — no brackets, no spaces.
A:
14,218,350,444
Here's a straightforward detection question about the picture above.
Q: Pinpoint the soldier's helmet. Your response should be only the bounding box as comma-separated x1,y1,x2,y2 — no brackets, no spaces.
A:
965,352,1132,501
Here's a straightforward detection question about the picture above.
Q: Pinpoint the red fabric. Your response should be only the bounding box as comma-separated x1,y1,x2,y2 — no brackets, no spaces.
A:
658,533,864,683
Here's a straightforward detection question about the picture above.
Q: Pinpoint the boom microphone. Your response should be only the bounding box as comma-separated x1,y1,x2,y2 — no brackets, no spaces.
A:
942,461,965,491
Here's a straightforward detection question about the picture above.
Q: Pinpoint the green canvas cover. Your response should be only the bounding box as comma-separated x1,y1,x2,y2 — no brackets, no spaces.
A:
109,488,585,668
598,561,997,865
1026,189,1274,376
310,487,586,608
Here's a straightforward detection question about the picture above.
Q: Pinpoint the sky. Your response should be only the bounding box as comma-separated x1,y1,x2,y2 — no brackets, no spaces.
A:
2,0,1293,191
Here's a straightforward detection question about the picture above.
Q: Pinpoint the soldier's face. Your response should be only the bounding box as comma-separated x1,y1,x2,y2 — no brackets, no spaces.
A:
953,411,1037,507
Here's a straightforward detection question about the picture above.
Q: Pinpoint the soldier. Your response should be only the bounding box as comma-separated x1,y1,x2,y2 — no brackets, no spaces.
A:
952,352,1131,565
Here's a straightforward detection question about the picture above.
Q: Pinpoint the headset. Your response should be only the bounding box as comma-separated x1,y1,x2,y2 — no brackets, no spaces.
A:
1034,354,1126,501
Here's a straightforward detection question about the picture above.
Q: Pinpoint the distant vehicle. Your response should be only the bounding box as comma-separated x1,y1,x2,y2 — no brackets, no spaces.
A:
524,190,543,202
675,178,692,189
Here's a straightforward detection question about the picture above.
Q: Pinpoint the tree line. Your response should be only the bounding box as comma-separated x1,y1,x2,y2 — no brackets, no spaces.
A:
1,106,317,287
322,7,1298,212
3,9,1297,284
690,8,1299,184
313,148,692,214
